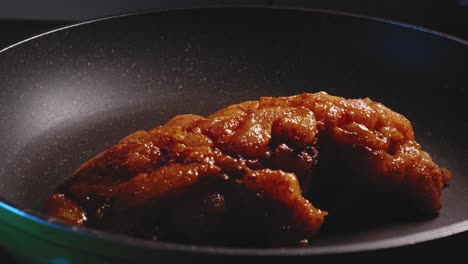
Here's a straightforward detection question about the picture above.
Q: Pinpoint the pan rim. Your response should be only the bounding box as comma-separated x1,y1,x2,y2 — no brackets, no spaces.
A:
0,5,466,56
2,198,468,256
0,6,467,257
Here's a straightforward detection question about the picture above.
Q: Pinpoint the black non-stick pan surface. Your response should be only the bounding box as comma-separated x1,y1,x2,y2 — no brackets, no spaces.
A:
0,7,467,263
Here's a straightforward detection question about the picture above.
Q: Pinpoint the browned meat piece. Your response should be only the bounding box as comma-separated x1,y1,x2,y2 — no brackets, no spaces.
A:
45,92,451,247
258,93,451,215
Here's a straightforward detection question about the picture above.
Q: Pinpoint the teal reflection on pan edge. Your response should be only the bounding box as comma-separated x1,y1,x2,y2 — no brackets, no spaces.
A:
0,201,71,233
49,257,70,264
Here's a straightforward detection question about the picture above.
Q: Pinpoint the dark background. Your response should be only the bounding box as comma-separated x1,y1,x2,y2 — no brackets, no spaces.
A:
0,0,467,50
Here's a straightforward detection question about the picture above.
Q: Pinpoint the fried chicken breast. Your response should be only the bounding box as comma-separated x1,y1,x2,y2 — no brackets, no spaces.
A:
45,92,451,247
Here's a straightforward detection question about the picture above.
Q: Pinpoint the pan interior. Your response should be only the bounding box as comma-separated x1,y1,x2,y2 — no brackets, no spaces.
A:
0,8,467,250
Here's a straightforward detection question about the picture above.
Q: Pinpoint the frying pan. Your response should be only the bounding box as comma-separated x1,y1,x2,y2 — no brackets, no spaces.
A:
0,7,467,263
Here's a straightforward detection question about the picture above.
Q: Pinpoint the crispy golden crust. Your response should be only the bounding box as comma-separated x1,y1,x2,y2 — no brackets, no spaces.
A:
45,92,450,246
260,92,451,214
